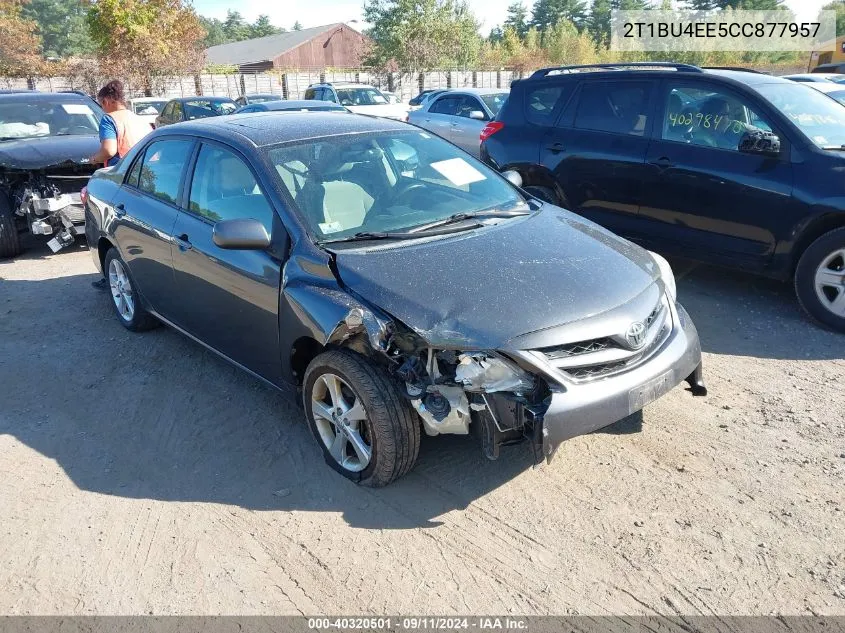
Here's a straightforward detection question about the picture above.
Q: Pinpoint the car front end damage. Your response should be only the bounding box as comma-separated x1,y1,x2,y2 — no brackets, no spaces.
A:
2,163,94,252
334,275,705,463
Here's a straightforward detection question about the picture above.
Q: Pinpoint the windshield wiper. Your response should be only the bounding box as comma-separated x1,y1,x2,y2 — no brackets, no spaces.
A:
408,208,531,233
321,223,485,245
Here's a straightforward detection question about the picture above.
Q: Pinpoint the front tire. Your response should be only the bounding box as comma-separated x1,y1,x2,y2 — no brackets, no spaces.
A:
795,227,845,332
303,350,420,487
0,194,21,259
103,248,159,332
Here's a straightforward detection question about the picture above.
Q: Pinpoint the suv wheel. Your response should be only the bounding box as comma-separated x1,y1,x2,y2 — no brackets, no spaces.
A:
795,227,845,332
523,185,558,205
0,193,21,259
303,350,420,486
104,248,159,332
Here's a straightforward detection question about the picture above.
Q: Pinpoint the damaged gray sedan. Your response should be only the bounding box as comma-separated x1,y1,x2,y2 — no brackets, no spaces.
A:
84,113,706,486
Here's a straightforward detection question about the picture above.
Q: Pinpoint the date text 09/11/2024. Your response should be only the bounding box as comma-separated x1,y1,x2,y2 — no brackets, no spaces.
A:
307,617,529,630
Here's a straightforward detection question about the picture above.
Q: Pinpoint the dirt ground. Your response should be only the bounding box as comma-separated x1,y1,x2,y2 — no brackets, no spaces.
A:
0,238,843,616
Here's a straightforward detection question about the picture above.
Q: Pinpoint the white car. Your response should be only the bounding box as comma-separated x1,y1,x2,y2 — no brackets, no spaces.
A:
799,80,845,105
128,97,169,128
783,73,845,85
304,82,409,121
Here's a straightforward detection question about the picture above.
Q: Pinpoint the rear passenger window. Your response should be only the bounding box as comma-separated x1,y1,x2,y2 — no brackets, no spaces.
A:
136,139,193,204
429,96,461,115
573,81,651,136
525,85,567,125
189,144,273,229
304,88,316,100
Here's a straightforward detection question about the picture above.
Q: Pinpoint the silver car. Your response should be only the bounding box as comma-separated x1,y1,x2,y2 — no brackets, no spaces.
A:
408,88,509,156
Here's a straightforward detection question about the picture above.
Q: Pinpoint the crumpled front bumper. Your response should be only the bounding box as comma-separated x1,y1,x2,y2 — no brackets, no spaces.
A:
516,301,704,461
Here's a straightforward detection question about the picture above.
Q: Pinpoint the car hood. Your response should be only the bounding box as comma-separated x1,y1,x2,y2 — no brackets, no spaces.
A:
0,135,99,170
346,104,409,119
330,208,662,350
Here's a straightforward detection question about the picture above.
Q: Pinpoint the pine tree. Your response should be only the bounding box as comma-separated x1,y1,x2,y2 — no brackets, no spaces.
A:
504,1,529,38
588,0,611,45
531,0,588,31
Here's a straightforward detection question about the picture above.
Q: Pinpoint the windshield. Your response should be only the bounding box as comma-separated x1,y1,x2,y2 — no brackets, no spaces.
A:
250,96,279,104
336,88,388,106
0,100,101,140
268,130,526,242
756,83,845,148
826,90,845,105
481,93,509,116
185,100,237,118
132,101,167,115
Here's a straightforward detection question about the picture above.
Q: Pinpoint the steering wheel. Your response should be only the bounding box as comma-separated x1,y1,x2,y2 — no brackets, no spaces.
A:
61,125,95,135
391,182,427,205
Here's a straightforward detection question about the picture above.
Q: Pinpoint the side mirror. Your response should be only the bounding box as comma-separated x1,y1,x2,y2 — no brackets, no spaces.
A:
738,129,781,157
212,218,271,250
501,170,523,188
469,110,486,121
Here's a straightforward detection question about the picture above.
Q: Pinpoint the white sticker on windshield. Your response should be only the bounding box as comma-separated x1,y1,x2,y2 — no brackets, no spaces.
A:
319,221,343,235
61,103,93,115
430,158,486,187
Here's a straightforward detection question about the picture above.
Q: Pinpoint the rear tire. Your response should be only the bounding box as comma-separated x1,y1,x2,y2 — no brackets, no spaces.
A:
103,248,159,332
794,227,845,332
523,185,557,205
303,349,420,487
0,193,21,259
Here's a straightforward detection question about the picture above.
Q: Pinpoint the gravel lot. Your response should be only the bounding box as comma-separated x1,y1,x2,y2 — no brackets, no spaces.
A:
0,238,843,616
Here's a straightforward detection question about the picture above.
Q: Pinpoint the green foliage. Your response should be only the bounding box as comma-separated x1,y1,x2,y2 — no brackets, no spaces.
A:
200,10,284,47
363,0,481,71
292,21,303,31
504,2,529,38
587,0,611,45
21,0,94,58
820,0,845,37
531,0,587,32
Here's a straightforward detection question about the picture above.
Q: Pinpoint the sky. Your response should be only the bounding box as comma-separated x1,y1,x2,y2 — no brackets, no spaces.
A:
191,0,829,35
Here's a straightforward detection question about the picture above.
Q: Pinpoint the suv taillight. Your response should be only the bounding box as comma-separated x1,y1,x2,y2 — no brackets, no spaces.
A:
480,121,504,142
80,186,88,206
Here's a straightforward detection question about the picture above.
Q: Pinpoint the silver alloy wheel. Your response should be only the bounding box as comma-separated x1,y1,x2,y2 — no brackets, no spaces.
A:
311,373,372,472
814,248,845,317
108,258,135,322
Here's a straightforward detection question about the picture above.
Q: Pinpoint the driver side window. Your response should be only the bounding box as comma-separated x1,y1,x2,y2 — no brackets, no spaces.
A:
661,84,775,152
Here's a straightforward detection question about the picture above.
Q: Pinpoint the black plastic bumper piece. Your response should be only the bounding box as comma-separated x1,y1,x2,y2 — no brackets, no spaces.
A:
685,362,707,396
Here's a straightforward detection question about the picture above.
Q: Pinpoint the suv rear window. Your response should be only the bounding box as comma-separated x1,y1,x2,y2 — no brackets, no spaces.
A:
525,85,567,125
573,81,651,137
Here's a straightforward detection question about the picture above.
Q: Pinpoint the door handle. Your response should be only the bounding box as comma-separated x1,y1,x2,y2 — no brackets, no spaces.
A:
546,142,565,153
174,233,192,251
113,203,126,218
650,157,673,169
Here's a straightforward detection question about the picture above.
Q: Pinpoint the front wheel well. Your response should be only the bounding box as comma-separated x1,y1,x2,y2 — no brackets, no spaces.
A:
97,237,115,273
290,336,325,385
792,214,845,273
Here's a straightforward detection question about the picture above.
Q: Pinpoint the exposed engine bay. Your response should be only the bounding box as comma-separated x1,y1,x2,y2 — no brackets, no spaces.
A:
379,326,551,462
2,162,94,253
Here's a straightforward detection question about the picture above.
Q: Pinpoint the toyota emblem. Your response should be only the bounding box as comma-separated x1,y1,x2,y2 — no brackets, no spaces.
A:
625,321,647,349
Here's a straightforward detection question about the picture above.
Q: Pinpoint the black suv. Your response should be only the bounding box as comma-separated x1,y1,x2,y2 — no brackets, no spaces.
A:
482,62,845,332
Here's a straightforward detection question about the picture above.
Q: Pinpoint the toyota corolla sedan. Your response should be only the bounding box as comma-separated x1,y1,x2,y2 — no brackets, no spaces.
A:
84,112,706,486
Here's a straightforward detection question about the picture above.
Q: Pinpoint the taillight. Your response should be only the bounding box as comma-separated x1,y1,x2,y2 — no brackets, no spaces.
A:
480,121,504,142
80,186,88,206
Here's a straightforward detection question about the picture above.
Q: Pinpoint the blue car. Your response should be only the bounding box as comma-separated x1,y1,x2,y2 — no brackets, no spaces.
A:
234,100,349,115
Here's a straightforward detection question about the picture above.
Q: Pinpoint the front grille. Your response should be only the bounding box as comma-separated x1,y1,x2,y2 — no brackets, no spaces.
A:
541,337,616,360
536,297,670,383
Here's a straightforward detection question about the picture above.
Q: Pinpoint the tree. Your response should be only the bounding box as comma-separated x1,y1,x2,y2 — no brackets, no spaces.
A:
488,25,504,42
503,1,529,38
87,0,206,94
292,20,303,30
363,0,481,72
531,0,588,32
222,10,249,41
250,14,282,38
21,0,94,58
588,0,611,45
820,1,845,39
0,0,45,76
199,15,227,46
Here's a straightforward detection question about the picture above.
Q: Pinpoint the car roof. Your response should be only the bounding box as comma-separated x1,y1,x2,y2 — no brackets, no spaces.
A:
260,100,344,110
0,91,94,102
130,96,168,102
523,65,790,87
802,81,845,93
316,83,376,89
159,111,407,147
436,87,508,96
245,93,278,98
167,96,236,103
